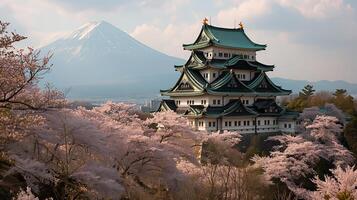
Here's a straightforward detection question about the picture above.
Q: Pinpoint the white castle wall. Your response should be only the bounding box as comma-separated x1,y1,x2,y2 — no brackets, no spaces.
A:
189,115,294,134
201,46,257,61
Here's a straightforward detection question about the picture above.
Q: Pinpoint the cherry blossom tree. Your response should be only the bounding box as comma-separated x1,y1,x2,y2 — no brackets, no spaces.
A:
252,115,355,198
297,104,346,132
0,20,64,198
310,165,357,200
4,101,245,199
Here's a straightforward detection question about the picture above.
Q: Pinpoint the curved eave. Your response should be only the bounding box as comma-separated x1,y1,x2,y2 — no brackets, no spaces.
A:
204,25,266,51
212,42,266,51
160,91,206,97
240,30,267,50
183,42,211,50
183,42,266,51
247,72,292,94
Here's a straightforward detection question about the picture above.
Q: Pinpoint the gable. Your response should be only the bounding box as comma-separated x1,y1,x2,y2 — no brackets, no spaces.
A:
198,31,209,43
254,76,280,93
173,73,201,92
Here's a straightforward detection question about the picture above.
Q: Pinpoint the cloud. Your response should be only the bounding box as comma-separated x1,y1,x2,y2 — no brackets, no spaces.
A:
275,0,353,19
44,0,129,11
216,0,271,26
43,0,190,13
131,23,201,58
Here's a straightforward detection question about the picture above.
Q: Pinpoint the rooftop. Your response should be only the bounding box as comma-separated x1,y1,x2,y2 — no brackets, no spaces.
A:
183,24,267,51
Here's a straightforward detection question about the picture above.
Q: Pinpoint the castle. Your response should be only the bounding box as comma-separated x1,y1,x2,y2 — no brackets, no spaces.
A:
158,19,298,134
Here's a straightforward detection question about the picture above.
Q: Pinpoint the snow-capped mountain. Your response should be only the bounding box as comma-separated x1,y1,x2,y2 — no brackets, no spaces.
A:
40,21,183,100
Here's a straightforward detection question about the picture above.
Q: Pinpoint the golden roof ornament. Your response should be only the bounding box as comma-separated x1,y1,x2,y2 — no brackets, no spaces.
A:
239,21,244,29
203,17,209,25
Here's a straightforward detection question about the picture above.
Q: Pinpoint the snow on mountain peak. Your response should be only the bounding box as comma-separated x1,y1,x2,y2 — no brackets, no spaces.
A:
67,21,102,40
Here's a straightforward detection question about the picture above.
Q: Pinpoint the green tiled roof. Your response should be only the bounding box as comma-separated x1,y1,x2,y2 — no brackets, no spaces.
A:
185,99,257,118
157,99,177,112
279,110,300,120
183,25,266,51
161,67,292,97
224,56,274,71
248,99,284,116
176,51,274,71
208,71,254,94
247,72,292,95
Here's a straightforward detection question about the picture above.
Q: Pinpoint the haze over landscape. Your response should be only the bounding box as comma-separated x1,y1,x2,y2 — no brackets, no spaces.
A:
40,21,182,101
37,20,357,101
2,0,357,94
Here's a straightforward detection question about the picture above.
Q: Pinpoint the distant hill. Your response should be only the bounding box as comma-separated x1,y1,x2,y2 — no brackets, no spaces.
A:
40,21,183,101
272,77,357,95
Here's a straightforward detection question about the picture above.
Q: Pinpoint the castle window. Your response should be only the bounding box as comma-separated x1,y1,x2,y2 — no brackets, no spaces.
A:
258,120,261,126
288,124,292,128
242,74,246,79
225,121,228,127
244,55,248,59
219,52,223,57
247,121,250,126
243,121,246,126
208,122,212,127
234,121,237,126
217,100,221,104
224,53,228,57
238,121,241,126
284,123,287,128
229,121,232,126
213,73,216,78
212,122,216,127
213,99,216,105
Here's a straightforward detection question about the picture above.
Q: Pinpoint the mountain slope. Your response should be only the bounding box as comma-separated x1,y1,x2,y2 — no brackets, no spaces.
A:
272,77,357,95
40,21,183,99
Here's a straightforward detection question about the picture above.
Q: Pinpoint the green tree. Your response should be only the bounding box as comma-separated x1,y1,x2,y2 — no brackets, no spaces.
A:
287,85,315,112
299,84,315,99
332,89,355,115
343,117,357,158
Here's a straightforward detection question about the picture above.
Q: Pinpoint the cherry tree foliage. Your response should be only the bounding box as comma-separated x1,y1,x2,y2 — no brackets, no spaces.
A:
14,187,40,200
310,165,357,200
0,21,64,153
306,116,355,166
252,115,355,198
5,102,242,199
297,103,346,132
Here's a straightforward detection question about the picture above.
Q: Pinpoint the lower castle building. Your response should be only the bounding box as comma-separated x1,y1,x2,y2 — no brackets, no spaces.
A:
158,20,298,133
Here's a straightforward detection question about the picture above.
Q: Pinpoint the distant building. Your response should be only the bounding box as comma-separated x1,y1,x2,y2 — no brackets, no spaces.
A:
158,20,298,133
141,99,162,113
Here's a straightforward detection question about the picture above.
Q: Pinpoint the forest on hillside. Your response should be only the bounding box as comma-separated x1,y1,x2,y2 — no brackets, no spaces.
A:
1,21,357,200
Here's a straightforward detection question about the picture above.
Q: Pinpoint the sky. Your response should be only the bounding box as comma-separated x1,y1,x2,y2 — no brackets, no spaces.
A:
1,0,357,83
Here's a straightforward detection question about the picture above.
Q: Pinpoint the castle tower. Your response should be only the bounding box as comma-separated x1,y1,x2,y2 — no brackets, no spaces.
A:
158,21,298,133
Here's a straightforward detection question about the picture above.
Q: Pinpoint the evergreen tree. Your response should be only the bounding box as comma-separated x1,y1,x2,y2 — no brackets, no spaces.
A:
299,84,315,99
332,89,355,115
